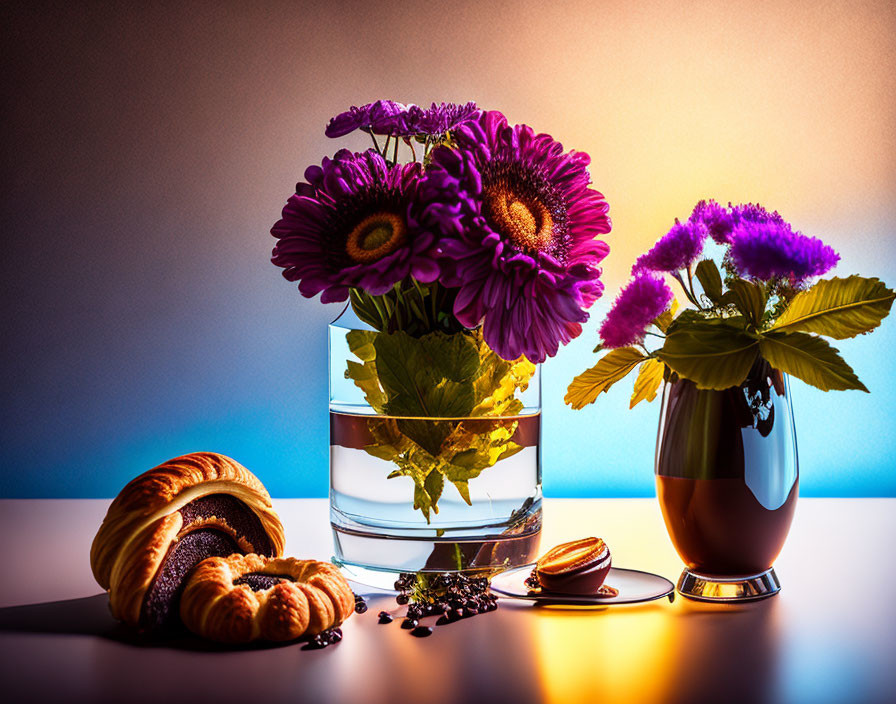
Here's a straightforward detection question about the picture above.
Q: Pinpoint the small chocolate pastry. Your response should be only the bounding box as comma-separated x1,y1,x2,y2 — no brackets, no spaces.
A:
535,537,612,595
90,452,285,630
180,554,354,643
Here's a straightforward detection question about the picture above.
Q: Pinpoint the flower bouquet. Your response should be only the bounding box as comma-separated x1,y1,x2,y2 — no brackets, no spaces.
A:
566,200,894,601
566,200,893,405
271,100,611,573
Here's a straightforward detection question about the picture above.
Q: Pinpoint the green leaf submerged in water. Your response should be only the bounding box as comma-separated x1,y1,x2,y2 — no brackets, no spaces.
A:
344,329,535,521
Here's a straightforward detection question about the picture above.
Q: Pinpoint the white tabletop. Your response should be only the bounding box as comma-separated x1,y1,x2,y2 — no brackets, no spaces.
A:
1,498,893,704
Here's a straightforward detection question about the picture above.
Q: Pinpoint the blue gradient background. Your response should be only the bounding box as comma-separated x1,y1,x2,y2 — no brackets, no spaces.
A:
2,1,894,498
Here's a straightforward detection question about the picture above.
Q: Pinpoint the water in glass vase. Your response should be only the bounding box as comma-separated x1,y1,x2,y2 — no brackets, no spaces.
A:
328,303,543,585
329,410,542,578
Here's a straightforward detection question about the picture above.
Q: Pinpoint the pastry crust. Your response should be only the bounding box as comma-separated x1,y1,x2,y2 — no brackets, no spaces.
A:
90,452,286,627
180,554,355,643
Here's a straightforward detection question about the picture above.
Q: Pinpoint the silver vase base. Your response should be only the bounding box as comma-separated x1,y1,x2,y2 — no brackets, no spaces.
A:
677,567,781,603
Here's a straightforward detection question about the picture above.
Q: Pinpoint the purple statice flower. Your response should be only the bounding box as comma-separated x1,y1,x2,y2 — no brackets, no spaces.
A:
421,110,611,363
689,199,735,244
728,221,840,282
599,273,674,349
405,102,479,137
325,100,410,138
688,200,786,245
271,149,441,302
732,202,785,228
632,219,706,274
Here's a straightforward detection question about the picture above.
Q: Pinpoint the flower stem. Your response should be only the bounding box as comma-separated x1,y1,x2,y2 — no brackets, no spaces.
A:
393,137,399,164
370,133,381,155
685,263,703,309
410,278,431,327
370,295,389,330
671,271,700,308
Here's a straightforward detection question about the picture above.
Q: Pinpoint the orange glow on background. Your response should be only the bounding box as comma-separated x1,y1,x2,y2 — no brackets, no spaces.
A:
3,0,895,498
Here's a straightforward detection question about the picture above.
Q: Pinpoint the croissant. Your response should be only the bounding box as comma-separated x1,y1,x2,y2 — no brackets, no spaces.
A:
90,452,285,630
180,554,355,643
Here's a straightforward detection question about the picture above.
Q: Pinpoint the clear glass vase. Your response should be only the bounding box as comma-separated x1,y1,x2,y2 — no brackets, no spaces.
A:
655,359,798,602
328,305,542,585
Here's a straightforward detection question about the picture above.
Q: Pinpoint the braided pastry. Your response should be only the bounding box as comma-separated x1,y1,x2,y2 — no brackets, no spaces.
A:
90,452,285,630
180,554,355,643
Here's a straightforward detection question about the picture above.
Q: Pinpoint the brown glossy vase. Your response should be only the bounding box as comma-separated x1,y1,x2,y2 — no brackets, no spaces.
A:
655,360,798,602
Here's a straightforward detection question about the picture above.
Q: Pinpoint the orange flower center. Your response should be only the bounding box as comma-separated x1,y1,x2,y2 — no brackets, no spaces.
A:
485,184,554,253
345,212,407,263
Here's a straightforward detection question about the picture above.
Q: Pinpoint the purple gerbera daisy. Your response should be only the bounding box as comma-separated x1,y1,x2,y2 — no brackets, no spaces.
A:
325,100,410,138
633,219,706,274
271,149,440,302
405,102,479,137
421,110,611,363
599,273,674,349
728,220,839,282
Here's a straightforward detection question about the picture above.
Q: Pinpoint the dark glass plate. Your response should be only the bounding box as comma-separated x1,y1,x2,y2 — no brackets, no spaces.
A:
490,564,675,605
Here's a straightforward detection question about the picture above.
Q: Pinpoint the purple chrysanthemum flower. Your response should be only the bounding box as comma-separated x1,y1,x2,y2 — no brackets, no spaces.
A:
271,149,440,302
421,110,611,363
599,273,674,349
728,221,840,282
405,102,479,137
325,100,410,138
633,219,706,274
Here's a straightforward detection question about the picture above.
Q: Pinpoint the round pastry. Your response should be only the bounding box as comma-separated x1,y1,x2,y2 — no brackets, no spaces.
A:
90,452,286,630
179,554,355,643
535,537,612,595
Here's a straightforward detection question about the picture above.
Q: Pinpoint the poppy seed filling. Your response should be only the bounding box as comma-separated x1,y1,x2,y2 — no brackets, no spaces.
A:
139,494,275,629
233,573,294,591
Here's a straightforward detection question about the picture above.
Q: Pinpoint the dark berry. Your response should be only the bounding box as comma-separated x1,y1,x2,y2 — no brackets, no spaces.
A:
410,626,433,638
377,611,393,624
401,618,418,629
396,594,409,605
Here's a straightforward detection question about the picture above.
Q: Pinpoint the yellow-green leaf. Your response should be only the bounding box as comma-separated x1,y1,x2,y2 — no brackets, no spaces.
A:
653,299,680,333
346,329,377,362
345,360,387,412
695,260,723,303
770,275,895,339
630,358,665,408
565,347,646,410
656,320,759,390
759,331,868,392
726,278,767,327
